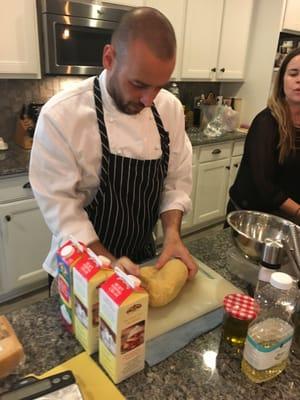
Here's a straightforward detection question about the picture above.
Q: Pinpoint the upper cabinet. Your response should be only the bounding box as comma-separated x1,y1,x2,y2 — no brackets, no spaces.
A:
0,0,41,78
144,0,186,80
181,0,254,81
282,0,300,32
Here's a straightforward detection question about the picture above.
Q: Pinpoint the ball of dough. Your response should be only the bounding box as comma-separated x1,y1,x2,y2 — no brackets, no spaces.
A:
140,259,188,307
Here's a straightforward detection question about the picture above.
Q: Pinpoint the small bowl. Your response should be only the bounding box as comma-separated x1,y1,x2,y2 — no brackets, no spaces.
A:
227,210,293,261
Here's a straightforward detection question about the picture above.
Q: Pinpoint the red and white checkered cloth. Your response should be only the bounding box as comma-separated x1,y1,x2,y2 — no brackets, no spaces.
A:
223,293,258,320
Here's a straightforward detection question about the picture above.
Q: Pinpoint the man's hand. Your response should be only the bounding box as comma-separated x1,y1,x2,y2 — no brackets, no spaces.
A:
112,256,140,277
156,234,198,280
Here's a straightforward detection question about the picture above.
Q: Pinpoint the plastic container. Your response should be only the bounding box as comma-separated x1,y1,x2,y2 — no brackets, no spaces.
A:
242,272,297,383
222,293,258,347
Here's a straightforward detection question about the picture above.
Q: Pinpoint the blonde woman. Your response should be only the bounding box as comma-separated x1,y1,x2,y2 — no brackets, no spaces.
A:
227,47,300,225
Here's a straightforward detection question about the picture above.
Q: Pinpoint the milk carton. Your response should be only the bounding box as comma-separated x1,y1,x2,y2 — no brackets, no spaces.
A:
56,239,85,333
73,251,113,354
99,269,148,383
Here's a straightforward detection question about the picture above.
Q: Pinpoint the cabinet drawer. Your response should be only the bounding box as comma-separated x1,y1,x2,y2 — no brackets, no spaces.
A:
232,140,245,156
199,142,232,163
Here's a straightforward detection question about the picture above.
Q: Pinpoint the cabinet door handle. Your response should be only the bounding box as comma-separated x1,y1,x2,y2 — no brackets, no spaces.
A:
234,163,239,168
23,182,31,189
211,67,216,72
5,215,11,222
212,148,221,154
226,166,230,170
220,68,225,72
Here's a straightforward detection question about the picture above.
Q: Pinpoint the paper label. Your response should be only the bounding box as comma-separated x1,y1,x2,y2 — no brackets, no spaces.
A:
101,274,133,305
243,319,294,370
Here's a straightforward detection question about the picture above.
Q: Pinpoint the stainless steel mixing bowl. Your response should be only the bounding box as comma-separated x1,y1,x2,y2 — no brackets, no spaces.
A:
227,210,293,261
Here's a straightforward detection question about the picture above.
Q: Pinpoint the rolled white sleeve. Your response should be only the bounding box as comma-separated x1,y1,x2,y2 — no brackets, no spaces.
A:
158,96,193,216
29,103,100,277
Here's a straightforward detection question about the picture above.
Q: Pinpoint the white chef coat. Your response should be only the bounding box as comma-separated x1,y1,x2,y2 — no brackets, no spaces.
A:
29,70,192,276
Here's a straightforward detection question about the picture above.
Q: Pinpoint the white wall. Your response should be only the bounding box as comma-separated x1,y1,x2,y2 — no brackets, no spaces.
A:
220,0,285,125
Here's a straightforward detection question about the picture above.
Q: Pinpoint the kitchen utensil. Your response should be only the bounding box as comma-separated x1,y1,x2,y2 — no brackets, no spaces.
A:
27,352,125,400
290,224,300,267
282,239,300,279
227,210,294,261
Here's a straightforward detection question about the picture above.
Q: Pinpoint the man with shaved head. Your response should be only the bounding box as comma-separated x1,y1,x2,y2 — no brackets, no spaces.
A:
30,7,197,286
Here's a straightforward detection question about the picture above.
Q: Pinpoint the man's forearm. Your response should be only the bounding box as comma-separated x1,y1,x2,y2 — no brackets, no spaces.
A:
160,209,183,239
87,240,117,263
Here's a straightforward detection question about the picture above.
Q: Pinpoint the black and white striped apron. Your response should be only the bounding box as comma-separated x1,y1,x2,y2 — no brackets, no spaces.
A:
85,77,170,263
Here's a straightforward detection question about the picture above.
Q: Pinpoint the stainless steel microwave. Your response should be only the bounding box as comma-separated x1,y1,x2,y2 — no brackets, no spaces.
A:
37,0,130,76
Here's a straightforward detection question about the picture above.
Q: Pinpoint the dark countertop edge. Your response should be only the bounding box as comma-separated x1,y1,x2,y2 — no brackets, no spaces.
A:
188,130,247,146
0,131,247,177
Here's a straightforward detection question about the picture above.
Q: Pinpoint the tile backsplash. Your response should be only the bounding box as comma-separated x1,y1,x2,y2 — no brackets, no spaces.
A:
0,76,220,141
0,76,84,141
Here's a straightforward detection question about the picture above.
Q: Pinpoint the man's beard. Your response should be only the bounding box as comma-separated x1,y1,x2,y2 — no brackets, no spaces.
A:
108,76,145,115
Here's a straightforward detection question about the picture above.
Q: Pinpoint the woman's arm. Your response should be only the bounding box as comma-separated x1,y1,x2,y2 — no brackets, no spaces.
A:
280,198,300,224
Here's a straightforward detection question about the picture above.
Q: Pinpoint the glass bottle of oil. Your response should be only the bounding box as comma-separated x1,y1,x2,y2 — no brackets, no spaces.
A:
241,272,297,383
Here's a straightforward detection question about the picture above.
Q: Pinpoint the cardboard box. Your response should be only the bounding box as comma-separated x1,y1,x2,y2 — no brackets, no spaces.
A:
99,272,148,383
56,239,85,333
73,252,113,354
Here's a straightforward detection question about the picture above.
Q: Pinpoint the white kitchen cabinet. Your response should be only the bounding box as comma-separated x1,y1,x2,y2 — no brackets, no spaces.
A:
282,0,300,32
0,0,41,78
0,176,51,302
144,0,186,81
225,154,242,209
155,146,198,241
193,158,230,226
216,0,254,80
224,139,244,210
181,0,223,80
181,0,253,81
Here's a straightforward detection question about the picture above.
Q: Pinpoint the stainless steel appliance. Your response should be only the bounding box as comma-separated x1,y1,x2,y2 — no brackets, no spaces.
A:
37,0,130,76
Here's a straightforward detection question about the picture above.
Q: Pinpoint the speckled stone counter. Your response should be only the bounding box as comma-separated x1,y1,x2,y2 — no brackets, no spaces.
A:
0,130,246,178
187,128,246,146
0,142,30,177
1,229,299,399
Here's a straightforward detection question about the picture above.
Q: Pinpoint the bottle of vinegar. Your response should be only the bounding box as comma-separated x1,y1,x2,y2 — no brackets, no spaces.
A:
242,272,297,383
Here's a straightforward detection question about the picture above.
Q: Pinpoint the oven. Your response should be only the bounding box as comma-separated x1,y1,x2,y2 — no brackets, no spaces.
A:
37,0,130,76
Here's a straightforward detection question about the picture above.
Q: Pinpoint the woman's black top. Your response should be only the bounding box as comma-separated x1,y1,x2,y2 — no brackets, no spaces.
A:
230,107,300,212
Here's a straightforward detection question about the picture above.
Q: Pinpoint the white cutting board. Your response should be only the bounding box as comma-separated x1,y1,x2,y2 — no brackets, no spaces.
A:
144,258,242,341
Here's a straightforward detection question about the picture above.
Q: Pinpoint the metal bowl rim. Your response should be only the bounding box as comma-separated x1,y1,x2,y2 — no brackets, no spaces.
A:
227,210,294,244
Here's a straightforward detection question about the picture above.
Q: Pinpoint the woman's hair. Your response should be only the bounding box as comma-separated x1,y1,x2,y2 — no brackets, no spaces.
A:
268,47,300,163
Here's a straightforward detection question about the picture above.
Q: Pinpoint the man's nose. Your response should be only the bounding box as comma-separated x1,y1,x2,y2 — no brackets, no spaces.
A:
140,88,160,107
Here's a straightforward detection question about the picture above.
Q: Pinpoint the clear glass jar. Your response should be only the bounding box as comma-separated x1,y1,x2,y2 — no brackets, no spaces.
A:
222,293,258,347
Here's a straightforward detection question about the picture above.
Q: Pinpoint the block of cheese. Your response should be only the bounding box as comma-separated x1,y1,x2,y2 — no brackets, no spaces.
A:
0,316,24,378
140,259,189,307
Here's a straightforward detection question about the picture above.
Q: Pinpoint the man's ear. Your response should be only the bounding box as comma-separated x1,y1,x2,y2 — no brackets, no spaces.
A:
103,44,116,70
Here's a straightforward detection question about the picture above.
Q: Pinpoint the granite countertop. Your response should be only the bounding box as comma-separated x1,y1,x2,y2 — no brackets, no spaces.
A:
0,142,30,177
187,128,247,146
0,130,246,177
1,229,299,399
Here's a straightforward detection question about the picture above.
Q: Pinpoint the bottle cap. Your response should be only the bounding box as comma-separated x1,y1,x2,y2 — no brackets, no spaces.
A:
60,245,74,258
223,293,258,320
270,272,293,290
262,238,283,267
